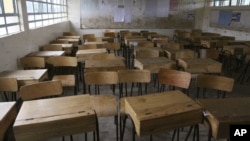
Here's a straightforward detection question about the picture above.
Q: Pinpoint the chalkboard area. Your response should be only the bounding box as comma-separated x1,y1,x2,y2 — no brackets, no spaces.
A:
80,0,194,29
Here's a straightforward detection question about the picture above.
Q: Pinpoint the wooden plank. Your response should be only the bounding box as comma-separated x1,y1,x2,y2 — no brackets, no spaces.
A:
125,90,202,136
134,57,176,73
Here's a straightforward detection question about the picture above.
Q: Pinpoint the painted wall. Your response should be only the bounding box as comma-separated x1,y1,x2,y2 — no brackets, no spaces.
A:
0,22,70,72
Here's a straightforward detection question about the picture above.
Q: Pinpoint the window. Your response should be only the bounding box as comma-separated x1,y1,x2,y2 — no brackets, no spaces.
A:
26,0,68,29
207,0,250,6
0,0,21,36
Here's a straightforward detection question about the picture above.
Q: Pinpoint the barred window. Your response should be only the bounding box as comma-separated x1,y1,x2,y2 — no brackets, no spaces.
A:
0,0,21,36
207,0,250,7
26,0,68,29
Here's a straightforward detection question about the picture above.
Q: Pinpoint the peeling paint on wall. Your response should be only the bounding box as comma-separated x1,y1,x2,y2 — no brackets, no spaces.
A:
80,0,194,29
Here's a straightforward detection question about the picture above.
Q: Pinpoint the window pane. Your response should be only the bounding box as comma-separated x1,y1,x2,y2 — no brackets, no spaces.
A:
33,2,39,13
222,0,229,6
29,22,35,28
43,3,47,12
241,0,250,5
0,17,6,25
231,0,238,6
8,25,20,34
27,1,34,13
3,0,14,13
28,15,35,21
6,16,19,24
35,14,42,20
36,21,42,27
43,14,48,19
0,3,2,14
43,20,49,25
0,27,7,36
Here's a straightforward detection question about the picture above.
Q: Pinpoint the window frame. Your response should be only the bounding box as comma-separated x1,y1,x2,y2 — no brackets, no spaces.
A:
26,0,68,29
0,0,21,36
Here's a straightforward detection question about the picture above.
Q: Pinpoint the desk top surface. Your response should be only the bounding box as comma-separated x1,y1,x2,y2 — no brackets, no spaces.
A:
125,90,202,136
27,51,65,57
0,102,16,141
135,57,175,65
0,102,16,122
125,90,201,121
0,69,47,81
50,43,73,48
84,41,108,45
178,58,221,65
62,36,81,39
14,94,95,126
85,59,125,68
76,48,107,55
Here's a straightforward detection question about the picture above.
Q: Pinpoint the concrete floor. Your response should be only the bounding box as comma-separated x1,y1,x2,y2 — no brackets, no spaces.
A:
3,59,250,141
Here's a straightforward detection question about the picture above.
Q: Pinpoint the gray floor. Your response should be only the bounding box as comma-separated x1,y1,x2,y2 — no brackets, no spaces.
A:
3,61,250,141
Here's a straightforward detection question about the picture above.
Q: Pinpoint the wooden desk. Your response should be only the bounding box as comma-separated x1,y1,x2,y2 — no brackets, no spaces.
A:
165,49,197,60
178,58,222,74
200,39,218,48
76,48,107,58
26,51,65,58
0,102,17,141
125,38,147,47
0,69,48,86
76,49,107,63
62,35,81,39
58,38,80,44
134,46,163,56
85,59,126,72
84,41,108,48
198,98,250,139
134,57,176,73
223,44,250,55
125,90,202,136
14,94,97,141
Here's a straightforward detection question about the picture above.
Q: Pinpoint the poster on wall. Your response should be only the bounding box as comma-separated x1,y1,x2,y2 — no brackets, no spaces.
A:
231,12,241,22
218,10,232,26
170,0,178,11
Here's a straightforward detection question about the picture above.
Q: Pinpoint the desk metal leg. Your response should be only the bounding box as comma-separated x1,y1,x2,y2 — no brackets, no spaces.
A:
126,114,136,141
184,124,199,141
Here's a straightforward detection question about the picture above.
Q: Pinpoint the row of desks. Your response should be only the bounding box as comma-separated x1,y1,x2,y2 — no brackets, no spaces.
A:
2,90,250,141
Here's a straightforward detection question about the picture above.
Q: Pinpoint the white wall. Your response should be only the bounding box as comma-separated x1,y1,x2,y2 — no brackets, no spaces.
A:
0,22,70,72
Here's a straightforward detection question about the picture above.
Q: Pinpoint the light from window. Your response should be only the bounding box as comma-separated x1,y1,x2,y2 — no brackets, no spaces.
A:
26,0,68,29
0,0,21,36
